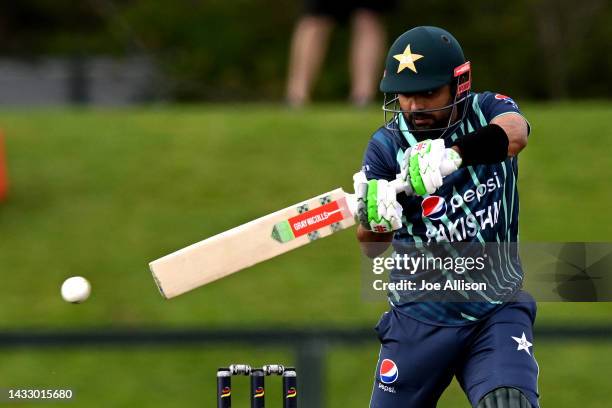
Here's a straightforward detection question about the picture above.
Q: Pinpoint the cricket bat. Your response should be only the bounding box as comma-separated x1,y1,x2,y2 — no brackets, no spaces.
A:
149,178,411,299
148,151,462,300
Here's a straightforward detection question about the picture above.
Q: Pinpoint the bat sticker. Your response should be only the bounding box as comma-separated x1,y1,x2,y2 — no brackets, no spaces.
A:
272,200,346,243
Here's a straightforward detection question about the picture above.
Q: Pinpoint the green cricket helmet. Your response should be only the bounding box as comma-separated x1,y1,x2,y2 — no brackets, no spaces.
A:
380,26,472,136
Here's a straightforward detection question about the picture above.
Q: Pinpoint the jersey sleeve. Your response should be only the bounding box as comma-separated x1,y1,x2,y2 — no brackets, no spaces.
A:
478,91,530,134
361,131,397,181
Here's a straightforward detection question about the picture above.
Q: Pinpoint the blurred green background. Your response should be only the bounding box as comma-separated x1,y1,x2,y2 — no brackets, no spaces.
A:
0,104,611,406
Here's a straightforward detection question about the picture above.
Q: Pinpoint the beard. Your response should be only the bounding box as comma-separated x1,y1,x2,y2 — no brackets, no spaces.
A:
404,111,450,141
407,109,452,131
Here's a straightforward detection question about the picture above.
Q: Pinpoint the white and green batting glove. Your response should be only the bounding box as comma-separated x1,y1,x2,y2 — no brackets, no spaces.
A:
353,171,403,233
401,139,462,196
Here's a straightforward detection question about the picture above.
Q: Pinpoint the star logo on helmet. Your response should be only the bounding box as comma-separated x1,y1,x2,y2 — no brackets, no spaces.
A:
393,44,424,74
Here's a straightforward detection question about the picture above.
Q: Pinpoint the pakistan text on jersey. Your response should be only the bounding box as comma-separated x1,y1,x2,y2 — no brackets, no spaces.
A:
427,200,502,242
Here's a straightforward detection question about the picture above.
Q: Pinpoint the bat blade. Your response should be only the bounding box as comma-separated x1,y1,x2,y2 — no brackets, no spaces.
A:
149,188,356,299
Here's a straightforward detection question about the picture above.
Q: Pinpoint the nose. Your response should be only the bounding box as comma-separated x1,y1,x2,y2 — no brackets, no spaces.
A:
401,95,424,112
409,97,423,111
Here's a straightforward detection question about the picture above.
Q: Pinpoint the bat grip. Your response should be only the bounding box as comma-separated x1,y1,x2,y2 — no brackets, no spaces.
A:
389,178,413,195
389,160,457,196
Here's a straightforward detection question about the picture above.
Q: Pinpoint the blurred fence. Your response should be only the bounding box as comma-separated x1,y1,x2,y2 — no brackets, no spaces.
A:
1,326,611,407
0,56,157,105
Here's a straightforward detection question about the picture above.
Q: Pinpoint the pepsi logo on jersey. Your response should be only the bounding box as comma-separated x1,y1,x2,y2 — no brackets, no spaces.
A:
421,196,447,220
379,359,399,384
494,94,518,109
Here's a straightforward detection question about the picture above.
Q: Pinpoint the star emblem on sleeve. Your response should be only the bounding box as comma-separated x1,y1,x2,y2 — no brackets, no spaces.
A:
393,44,424,74
511,332,533,355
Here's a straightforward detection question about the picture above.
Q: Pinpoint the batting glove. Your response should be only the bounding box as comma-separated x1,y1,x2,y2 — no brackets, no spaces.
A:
401,139,462,196
353,171,403,233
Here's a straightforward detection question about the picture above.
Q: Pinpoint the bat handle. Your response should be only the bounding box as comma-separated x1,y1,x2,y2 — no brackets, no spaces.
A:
389,178,413,195
389,159,457,196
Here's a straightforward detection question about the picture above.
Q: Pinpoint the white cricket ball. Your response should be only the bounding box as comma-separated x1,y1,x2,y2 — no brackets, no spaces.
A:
61,276,91,303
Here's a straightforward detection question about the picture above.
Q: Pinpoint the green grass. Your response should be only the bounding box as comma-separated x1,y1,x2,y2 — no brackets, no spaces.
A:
0,346,292,408
1,340,611,407
0,103,611,406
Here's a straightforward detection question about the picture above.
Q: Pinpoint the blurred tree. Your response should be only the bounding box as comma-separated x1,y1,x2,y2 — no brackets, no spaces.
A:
530,0,607,99
105,0,298,100
0,0,610,100
0,0,113,55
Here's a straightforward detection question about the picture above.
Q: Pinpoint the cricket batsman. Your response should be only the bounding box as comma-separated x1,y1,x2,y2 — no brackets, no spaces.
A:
353,26,538,407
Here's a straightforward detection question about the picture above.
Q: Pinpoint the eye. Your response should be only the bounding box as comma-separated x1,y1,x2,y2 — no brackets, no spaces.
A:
426,90,434,96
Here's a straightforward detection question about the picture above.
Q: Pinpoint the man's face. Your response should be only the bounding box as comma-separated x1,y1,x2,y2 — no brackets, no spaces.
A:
398,84,454,131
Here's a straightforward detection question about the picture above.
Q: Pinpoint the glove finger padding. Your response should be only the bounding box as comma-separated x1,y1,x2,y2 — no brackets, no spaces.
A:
376,179,388,222
419,139,444,193
396,141,462,199
369,179,403,233
383,181,402,231
375,180,397,231
353,172,402,233
353,171,370,228
400,147,412,183
352,171,403,233
406,139,447,196
440,148,462,175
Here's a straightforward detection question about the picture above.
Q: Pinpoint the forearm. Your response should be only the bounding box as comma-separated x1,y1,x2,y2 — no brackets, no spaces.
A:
492,114,529,156
356,224,393,258
451,115,528,166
